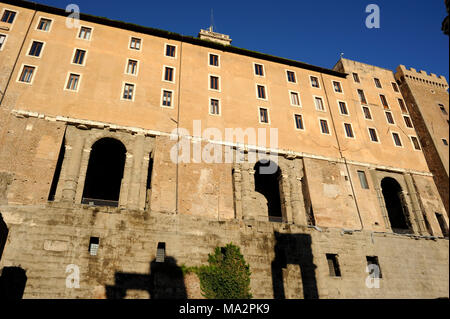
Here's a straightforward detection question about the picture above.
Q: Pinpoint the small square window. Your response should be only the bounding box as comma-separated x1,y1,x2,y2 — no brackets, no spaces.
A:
326,254,341,277
411,136,421,150
78,27,92,40
209,54,219,66
210,75,219,90
123,83,135,100
210,99,220,115
352,72,360,83
368,128,378,142
28,41,43,57
287,71,296,83
66,73,80,91
344,123,354,138
73,49,86,65
257,85,266,99
392,132,402,147
166,44,176,57
333,81,342,93
165,67,174,82
259,108,269,123
320,119,329,134
162,90,172,107
339,101,348,115
357,89,367,104
366,256,382,278
37,18,51,31
19,66,35,83
392,82,399,92
362,106,372,120
314,97,325,111
127,59,138,75
310,76,320,88
358,171,369,189
374,78,382,88
290,92,300,106
294,114,304,130
254,63,264,76
1,10,16,24
385,111,395,124
130,37,141,50
0,34,6,50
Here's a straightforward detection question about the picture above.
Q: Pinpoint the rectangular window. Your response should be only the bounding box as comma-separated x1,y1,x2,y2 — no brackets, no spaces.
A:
392,82,399,92
398,99,407,113
403,116,413,128
363,106,372,120
166,44,176,57
374,78,382,88
310,76,320,88
259,108,269,123
37,18,51,31
344,123,354,138
357,89,367,104
339,101,348,115
73,49,86,65
1,10,16,23
287,71,296,83
380,94,389,109
0,34,5,50
411,136,421,150
165,67,174,82
210,75,219,90
66,73,80,91
257,85,266,99
19,66,35,83
435,213,449,238
315,97,325,111
352,72,360,83
254,63,264,76
130,37,141,50
209,54,219,66
326,254,341,277
290,92,300,106
127,59,138,75
333,81,342,93
368,128,378,142
358,171,369,189
385,111,395,124
294,114,304,130
89,237,100,256
210,99,220,115
162,90,172,107
392,132,402,147
122,83,135,100
28,41,43,57
443,139,448,146
78,27,92,40
366,256,382,278
320,119,329,134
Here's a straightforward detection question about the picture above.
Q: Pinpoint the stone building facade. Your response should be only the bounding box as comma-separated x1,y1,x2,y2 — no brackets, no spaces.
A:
0,0,448,299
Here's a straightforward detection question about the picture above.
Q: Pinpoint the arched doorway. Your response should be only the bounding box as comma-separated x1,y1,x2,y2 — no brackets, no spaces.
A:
254,160,283,222
381,177,411,233
82,138,126,207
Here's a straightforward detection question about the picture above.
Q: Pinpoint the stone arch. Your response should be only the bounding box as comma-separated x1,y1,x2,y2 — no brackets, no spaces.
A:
381,177,411,233
254,160,283,221
81,137,127,207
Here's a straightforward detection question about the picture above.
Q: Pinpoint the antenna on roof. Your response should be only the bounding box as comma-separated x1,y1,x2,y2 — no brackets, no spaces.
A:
340,52,344,59
209,8,215,32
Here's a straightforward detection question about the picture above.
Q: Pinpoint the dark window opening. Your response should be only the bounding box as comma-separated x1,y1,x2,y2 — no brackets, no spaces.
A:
156,242,166,263
254,160,282,222
326,254,341,277
82,138,126,207
145,155,154,210
366,256,382,278
435,213,449,238
48,136,66,201
357,171,369,189
89,237,99,256
381,177,411,234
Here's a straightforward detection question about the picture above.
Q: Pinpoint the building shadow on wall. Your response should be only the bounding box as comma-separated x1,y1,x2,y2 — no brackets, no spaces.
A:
0,267,27,299
0,213,8,262
105,256,187,299
271,231,318,299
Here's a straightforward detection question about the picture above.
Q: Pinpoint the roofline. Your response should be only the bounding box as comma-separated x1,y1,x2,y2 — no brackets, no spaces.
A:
2,0,347,78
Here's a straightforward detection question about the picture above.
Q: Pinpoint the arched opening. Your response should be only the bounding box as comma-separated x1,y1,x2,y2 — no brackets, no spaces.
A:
254,160,283,222
381,177,411,234
82,138,126,207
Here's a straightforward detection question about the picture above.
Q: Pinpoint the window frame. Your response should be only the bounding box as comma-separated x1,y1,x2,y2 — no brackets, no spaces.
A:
362,105,373,120
164,43,177,58
129,36,142,51
1,8,18,26
26,39,45,58
357,89,367,105
160,89,174,108
258,107,270,124
208,74,220,92
121,82,136,102
293,113,304,131
286,70,297,83
380,94,389,109
409,135,421,151
332,80,344,94
162,65,176,84
319,118,331,135
385,111,395,125
343,122,355,139
357,170,370,189
374,77,382,88
64,72,82,92
337,100,349,116
16,64,38,85
125,58,139,76
352,72,360,83
209,97,221,116
391,82,399,93
313,95,326,112
309,75,320,88
253,62,265,77
71,48,87,66
256,84,268,100
368,127,380,143
208,52,220,68
77,25,93,41
289,90,301,107
391,132,403,148
0,33,6,51
403,115,413,128
35,16,53,32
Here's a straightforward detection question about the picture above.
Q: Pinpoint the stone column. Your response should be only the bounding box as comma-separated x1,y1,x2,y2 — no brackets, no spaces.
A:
403,173,427,235
240,162,255,221
61,133,85,202
127,134,145,210
280,172,293,224
119,151,134,209
290,159,308,226
232,164,243,220
368,169,391,231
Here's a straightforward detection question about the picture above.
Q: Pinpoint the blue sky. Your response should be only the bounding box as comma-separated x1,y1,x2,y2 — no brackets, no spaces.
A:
38,0,449,80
